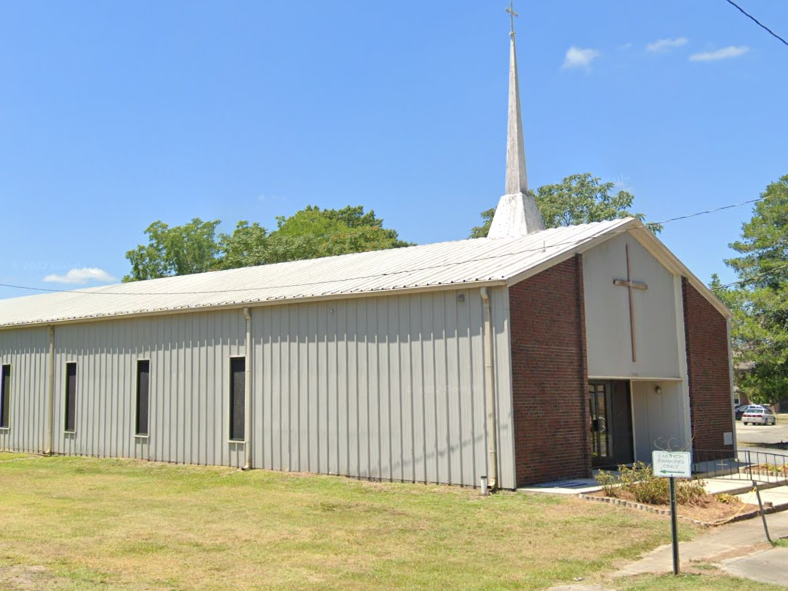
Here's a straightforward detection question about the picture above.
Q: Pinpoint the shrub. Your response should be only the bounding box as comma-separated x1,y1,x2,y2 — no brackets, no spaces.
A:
760,463,788,476
596,461,707,506
595,470,619,497
677,478,707,506
717,493,741,505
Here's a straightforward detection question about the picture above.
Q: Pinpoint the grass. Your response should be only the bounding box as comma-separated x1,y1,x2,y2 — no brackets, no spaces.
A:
0,452,32,462
0,452,748,591
614,573,787,590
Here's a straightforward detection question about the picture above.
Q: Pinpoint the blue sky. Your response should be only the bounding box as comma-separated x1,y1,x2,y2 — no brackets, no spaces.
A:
1,0,786,299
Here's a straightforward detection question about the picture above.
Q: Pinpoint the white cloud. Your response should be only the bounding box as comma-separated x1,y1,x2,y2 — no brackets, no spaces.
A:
562,46,601,69
43,267,117,285
689,46,750,62
646,37,688,52
257,193,287,203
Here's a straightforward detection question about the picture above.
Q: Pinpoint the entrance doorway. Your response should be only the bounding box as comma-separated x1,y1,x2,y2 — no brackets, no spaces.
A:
588,380,634,468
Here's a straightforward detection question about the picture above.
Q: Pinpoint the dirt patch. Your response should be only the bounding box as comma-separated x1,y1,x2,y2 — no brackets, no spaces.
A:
585,490,759,525
690,542,773,565
0,565,53,590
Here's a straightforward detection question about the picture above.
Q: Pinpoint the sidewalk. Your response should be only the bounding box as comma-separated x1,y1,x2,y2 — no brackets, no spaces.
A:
614,510,788,586
703,476,788,506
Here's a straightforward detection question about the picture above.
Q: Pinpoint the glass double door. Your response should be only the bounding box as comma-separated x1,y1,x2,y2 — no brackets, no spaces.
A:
588,380,634,469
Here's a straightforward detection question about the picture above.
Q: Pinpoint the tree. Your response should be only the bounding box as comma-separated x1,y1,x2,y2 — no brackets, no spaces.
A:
215,221,271,270
262,205,411,264
470,173,661,238
126,206,410,278
124,218,221,281
715,174,788,405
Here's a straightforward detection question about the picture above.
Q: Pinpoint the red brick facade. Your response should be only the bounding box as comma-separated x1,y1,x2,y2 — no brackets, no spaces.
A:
509,255,590,486
682,278,734,452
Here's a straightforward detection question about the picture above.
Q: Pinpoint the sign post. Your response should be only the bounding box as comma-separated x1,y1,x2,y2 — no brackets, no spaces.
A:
669,476,679,574
652,451,692,576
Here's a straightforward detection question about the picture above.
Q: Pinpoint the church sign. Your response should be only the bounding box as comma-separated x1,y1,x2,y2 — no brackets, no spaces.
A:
652,451,692,478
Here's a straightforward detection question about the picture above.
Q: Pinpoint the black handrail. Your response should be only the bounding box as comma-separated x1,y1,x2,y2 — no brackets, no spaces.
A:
693,448,788,485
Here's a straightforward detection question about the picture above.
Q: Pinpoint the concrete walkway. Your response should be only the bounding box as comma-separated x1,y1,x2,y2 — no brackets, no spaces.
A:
547,498,788,590
615,510,788,584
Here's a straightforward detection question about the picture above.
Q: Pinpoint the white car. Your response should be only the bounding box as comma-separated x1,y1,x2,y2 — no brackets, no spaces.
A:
741,405,777,426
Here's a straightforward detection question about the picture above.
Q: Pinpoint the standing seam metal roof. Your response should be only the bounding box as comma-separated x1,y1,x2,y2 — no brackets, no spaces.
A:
0,219,638,328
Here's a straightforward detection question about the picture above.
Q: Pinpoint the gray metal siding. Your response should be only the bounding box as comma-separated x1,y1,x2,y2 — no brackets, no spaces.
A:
1,287,515,488
49,311,245,468
0,328,49,452
250,287,514,488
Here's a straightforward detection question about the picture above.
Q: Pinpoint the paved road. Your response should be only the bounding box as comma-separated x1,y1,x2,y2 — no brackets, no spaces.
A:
736,414,788,448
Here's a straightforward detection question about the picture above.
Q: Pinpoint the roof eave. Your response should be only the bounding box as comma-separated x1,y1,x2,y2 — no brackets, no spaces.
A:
0,278,510,331
626,219,731,318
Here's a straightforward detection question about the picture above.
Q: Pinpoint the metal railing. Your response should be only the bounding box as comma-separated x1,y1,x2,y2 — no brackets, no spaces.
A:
693,448,788,485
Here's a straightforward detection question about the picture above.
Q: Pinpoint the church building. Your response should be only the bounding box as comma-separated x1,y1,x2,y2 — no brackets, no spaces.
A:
0,19,734,489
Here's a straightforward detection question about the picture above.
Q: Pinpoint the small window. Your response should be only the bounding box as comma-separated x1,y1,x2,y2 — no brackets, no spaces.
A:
136,360,150,436
229,357,245,441
64,362,77,432
0,364,10,428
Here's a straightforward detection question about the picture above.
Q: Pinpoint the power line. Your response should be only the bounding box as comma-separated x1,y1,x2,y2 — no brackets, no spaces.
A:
713,261,788,291
651,197,761,225
724,0,788,48
0,195,766,298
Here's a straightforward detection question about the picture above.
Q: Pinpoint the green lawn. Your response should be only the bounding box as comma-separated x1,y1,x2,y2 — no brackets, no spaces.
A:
0,452,776,590
615,573,786,590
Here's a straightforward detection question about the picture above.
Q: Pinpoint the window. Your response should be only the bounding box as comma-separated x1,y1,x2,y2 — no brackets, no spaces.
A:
64,362,77,432
136,360,150,436
229,357,245,441
0,364,10,428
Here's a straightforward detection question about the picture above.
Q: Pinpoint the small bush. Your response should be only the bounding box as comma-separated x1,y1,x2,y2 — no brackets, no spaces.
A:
717,493,741,505
595,470,619,497
760,463,788,476
677,478,707,506
596,461,707,506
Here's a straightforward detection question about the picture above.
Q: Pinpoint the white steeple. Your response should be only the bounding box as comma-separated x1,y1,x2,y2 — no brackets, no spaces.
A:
487,2,545,239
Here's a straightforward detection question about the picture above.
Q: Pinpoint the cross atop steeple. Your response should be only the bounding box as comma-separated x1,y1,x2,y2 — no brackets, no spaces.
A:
487,2,545,239
506,1,518,38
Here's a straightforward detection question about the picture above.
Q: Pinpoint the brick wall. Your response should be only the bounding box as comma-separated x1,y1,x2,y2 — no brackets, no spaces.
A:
682,278,734,453
509,255,590,487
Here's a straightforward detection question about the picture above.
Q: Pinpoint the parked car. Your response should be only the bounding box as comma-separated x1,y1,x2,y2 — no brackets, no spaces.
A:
734,405,750,421
741,405,777,426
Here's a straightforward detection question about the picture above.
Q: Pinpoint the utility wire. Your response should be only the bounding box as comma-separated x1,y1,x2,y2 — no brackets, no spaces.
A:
724,0,788,48
651,197,761,225
0,195,766,298
713,261,788,291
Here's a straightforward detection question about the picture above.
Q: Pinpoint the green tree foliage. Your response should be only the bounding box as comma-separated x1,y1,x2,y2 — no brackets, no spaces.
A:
469,208,496,239
215,221,271,270
264,205,410,264
470,173,661,238
715,174,788,405
124,218,221,282
126,206,409,278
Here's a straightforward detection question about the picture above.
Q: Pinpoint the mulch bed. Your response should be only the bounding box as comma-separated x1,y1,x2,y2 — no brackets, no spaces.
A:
580,489,762,526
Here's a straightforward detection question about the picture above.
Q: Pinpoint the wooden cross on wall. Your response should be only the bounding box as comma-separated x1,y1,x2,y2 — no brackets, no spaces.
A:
613,244,648,363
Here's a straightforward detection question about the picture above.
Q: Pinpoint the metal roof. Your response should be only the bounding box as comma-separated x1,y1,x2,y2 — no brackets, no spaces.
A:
0,219,647,328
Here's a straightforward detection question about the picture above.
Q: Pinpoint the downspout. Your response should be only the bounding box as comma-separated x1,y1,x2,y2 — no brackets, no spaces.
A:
45,325,55,455
726,317,738,453
480,288,498,491
243,307,252,470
